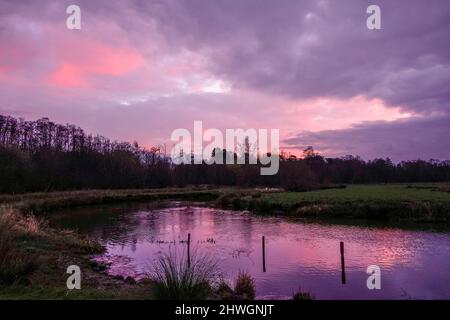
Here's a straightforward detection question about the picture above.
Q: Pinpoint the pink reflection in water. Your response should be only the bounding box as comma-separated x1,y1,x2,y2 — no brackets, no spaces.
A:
55,203,450,299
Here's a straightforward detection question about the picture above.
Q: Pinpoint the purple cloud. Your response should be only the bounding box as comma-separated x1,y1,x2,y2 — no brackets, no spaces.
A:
148,0,450,113
284,114,450,162
0,0,449,160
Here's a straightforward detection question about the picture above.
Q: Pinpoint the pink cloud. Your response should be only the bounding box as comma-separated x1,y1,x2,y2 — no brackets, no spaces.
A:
47,38,144,88
0,39,34,78
1,1,448,161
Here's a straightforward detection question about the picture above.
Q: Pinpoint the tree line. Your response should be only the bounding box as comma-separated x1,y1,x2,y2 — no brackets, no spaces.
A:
1,114,449,193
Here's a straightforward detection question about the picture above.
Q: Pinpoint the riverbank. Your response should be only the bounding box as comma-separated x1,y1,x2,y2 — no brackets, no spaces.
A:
0,188,224,300
2,184,450,299
6,184,450,225
217,184,450,224
0,205,156,299
0,188,221,215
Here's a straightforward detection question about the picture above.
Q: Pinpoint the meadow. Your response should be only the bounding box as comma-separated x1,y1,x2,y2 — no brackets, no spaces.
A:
218,184,450,223
264,184,450,204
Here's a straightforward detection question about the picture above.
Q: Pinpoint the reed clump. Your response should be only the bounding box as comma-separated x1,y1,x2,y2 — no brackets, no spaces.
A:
151,251,220,300
234,271,256,300
292,289,315,300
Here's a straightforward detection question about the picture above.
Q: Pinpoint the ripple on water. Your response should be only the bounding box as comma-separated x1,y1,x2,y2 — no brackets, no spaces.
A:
53,203,450,299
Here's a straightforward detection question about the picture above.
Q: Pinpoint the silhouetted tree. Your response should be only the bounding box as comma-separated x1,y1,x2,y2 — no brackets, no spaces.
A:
1,114,449,193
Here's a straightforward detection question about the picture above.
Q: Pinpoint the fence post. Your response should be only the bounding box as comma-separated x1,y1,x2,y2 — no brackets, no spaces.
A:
262,236,266,273
340,241,346,284
187,233,191,268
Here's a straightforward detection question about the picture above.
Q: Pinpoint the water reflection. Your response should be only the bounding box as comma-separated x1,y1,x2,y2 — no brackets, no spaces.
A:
52,202,450,300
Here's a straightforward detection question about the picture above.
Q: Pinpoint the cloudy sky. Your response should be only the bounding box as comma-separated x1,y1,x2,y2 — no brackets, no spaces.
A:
1,0,449,161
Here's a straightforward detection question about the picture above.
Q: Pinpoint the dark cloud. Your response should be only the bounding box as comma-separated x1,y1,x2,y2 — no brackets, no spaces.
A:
146,0,450,113
1,0,449,161
3,0,449,115
284,115,450,161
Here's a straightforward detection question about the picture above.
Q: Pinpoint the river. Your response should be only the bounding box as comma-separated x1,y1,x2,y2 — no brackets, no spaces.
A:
51,201,450,299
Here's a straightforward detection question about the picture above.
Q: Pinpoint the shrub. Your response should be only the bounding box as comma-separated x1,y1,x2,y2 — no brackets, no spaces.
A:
231,197,244,209
216,192,237,207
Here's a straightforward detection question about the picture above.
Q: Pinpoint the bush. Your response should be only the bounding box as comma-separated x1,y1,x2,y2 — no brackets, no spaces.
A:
234,272,255,299
216,192,237,207
151,251,220,300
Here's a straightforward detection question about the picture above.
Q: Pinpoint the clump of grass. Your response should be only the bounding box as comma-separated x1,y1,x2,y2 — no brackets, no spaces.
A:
0,239,36,285
0,207,36,284
151,251,220,300
0,206,18,227
215,280,235,300
234,271,255,300
20,214,45,235
292,289,315,300
438,183,450,193
0,206,46,236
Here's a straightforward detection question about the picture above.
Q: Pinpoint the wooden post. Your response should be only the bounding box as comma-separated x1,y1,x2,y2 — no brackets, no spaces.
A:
187,233,191,268
340,241,346,284
262,236,266,273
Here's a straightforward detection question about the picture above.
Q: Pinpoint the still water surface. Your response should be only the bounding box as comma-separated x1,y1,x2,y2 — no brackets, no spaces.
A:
52,202,450,299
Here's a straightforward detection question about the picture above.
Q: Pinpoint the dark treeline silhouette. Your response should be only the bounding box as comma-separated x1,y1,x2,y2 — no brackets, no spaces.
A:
1,114,449,193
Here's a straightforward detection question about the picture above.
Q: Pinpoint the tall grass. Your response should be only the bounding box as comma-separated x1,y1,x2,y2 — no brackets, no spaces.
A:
292,289,315,300
0,207,36,284
151,250,220,300
234,272,256,299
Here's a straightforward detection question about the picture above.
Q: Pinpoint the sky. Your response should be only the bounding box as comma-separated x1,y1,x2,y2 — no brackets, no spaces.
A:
1,0,449,161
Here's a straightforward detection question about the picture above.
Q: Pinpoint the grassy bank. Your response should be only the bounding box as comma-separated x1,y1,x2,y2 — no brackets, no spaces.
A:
217,184,450,223
0,187,221,215
0,187,224,300
0,205,156,299
0,187,267,300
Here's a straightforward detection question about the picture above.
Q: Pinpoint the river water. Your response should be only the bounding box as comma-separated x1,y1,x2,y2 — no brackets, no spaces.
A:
52,201,450,299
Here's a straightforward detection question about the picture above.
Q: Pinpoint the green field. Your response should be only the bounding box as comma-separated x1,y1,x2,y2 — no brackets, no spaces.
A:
217,184,450,223
263,184,450,204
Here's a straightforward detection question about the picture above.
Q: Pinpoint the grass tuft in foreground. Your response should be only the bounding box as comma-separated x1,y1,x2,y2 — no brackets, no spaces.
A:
151,251,220,300
234,272,256,300
292,289,315,300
